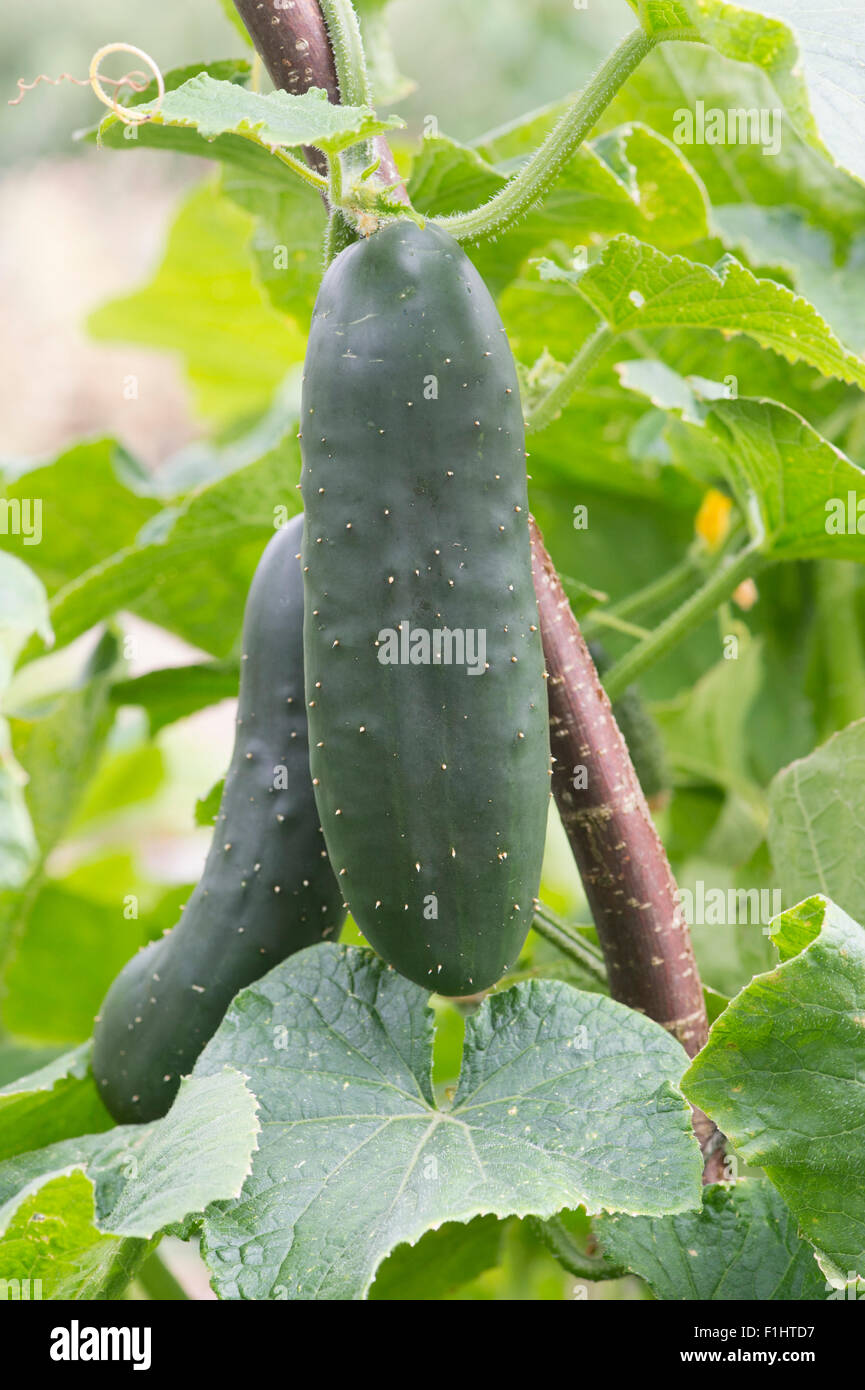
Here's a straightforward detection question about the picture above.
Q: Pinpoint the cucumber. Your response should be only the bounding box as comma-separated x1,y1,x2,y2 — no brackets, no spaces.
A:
300,220,549,996
589,640,670,805
93,514,345,1123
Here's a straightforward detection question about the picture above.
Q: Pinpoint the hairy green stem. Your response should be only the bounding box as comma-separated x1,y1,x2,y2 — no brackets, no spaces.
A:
586,553,700,631
604,545,762,702
525,323,612,432
324,208,359,264
531,904,608,986
317,0,371,106
273,146,330,192
439,29,658,244
582,610,651,641
328,143,345,207
318,0,373,187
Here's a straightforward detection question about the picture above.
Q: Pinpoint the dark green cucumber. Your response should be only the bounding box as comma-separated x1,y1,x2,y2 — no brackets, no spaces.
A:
300,220,549,996
93,513,345,1123
589,640,670,804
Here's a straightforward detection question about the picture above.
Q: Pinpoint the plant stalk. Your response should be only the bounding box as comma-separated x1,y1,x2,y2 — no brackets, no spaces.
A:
232,0,408,202
438,29,659,244
530,515,723,1179
603,544,761,702
585,552,700,631
317,0,371,107
525,323,612,433
531,903,608,986
135,1248,189,1301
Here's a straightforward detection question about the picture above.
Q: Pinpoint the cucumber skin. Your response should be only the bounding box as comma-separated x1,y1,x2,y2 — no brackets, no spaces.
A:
92,514,345,1123
300,221,550,996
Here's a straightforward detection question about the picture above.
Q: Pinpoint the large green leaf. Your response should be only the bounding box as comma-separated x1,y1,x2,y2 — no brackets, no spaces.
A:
197,943,702,1300
98,74,403,158
47,451,301,654
0,1068,258,1299
110,661,240,735
369,1215,506,1300
2,881,149,1046
7,633,120,856
0,554,47,895
684,896,865,1277
72,745,165,830
0,634,120,981
543,235,865,390
411,123,708,294
0,1045,111,1164
141,375,301,499
596,1179,827,1299
630,1,865,184
619,363,865,561
714,205,865,355
0,1043,64,1089
768,718,865,925
705,2,865,184
606,41,865,244
1,442,159,595
653,636,766,805
0,1170,147,1301
219,164,327,325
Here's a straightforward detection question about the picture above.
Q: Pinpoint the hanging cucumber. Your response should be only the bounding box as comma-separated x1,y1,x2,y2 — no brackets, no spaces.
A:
300,219,550,996
92,513,345,1123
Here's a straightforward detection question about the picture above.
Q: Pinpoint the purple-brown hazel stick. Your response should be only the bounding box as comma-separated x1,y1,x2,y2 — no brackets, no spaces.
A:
530,515,724,1180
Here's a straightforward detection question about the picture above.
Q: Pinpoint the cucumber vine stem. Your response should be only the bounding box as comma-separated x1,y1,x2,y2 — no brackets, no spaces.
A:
272,145,330,193
583,552,700,634
603,544,763,702
531,903,608,986
438,28,686,245
136,1249,189,1301
583,610,652,641
318,0,373,198
317,0,371,108
234,0,408,233
525,323,613,433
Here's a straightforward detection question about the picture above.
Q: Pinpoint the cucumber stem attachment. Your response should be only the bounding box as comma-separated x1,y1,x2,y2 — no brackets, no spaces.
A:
233,0,409,223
